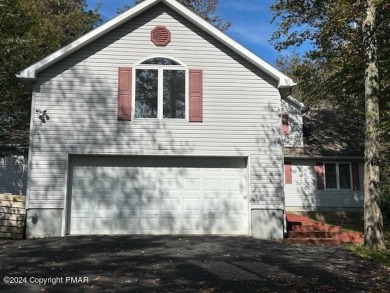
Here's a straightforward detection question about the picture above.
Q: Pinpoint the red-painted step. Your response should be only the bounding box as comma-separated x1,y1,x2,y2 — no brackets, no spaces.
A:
284,238,343,245
285,213,363,245
333,232,363,243
286,214,310,223
288,231,342,239
291,224,341,233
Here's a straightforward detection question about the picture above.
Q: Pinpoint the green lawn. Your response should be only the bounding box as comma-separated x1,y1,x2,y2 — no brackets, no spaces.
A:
316,219,390,267
303,214,390,267
347,229,390,267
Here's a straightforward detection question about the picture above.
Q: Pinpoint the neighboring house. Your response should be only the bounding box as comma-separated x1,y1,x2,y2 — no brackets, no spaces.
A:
282,99,364,214
16,0,363,239
0,124,29,196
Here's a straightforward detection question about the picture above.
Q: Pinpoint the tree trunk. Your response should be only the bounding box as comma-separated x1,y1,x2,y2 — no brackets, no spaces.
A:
362,0,386,251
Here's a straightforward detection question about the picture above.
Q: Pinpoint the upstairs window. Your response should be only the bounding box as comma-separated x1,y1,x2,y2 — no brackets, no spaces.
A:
141,58,179,65
135,57,185,119
282,114,289,135
117,58,202,122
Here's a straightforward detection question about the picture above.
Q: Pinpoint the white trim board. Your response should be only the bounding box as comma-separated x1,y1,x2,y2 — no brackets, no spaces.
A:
16,0,295,88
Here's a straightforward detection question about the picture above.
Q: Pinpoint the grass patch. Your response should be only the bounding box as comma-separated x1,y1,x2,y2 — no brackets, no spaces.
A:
347,229,390,267
303,213,390,266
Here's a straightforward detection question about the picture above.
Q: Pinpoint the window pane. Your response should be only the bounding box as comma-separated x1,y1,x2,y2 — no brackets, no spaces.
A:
325,163,337,189
163,70,185,119
135,69,158,118
339,163,351,189
141,58,180,65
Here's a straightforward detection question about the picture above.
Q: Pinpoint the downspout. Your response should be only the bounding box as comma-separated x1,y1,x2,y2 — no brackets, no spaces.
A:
279,89,290,236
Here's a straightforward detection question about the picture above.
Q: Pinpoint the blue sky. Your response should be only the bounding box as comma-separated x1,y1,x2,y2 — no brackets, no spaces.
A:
86,0,303,65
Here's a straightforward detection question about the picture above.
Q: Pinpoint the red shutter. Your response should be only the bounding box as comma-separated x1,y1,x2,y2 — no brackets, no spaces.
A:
282,114,289,135
284,162,292,184
352,163,360,190
315,162,325,190
189,69,203,122
118,67,132,121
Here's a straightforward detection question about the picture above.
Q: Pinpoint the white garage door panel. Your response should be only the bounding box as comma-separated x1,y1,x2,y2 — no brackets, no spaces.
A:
69,157,248,235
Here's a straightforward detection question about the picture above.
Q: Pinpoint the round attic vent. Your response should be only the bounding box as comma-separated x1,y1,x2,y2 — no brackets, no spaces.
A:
151,26,171,46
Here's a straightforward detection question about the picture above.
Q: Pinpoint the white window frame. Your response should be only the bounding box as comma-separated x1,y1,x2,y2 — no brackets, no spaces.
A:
324,162,353,190
132,57,189,120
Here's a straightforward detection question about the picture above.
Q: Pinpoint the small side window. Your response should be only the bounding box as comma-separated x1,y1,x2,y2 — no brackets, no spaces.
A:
282,114,289,135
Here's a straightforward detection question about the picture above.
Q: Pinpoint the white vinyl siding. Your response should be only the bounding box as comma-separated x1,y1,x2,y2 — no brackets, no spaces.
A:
284,160,364,210
281,99,303,147
28,4,283,210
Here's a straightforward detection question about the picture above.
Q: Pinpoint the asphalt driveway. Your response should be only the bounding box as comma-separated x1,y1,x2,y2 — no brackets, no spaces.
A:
0,236,389,292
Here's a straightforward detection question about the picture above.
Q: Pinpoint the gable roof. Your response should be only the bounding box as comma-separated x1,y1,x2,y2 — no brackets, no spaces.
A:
282,95,309,113
284,106,364,158
16,0,295,88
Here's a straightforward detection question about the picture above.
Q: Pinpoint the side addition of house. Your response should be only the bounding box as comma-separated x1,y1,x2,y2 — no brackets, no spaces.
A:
281,96,364,217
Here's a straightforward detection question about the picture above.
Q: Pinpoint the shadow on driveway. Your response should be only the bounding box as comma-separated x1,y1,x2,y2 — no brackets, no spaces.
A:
0,236,389,292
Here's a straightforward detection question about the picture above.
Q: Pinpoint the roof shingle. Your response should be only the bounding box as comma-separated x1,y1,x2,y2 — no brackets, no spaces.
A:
284,106,364,157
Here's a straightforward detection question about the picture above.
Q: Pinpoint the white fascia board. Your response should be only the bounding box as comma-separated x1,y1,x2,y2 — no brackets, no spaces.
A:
16,0,159,80
163,0,295,88
16,0,295,88
283,95,307,111
284,155,364,160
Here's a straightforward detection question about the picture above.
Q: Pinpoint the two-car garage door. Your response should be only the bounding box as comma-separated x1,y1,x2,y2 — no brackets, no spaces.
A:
68,156,248,235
